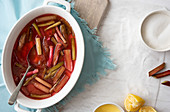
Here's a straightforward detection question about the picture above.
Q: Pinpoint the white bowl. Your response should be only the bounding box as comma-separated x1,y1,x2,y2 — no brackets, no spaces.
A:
140,9,170,52
93,102,124,112
1,0,84,111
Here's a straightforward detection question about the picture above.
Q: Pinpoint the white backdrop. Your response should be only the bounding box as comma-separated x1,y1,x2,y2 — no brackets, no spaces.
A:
63,0,170,111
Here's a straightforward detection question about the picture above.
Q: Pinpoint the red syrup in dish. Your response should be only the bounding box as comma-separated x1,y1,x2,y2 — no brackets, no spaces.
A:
11,14,77,100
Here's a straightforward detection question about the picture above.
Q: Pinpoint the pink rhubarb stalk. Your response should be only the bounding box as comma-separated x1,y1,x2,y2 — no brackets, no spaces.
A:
23,69,39,77
33,82,50,93
53,66,65,84
53,43,62,66
47,46,54,67
54,75,69,93
56,27,66,43
54,33,67,48
64,50,73,72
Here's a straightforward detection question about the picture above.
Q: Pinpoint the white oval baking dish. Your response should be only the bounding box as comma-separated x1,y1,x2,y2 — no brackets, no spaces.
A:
1,0,84,111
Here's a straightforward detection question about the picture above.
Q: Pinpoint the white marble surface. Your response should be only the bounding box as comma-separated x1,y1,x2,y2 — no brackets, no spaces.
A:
63,0,170,111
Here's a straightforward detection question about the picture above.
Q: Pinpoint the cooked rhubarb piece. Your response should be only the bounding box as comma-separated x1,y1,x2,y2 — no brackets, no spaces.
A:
53,66,65,84
22,69,39,77
41,68,46,79
47,61,64,73
51,37,58,45
35,77,52,88
23,74,37,86
71,38,76,60
154,70,170,78
54,33,67,48
32,23,41,36
15,62,25,69
56,27,66,43
60,51,64,56
53,43,62,66
44,21,61,31
40,28,46,38
30,94,51,98
44,69,57,79
60,18,73,35
42,36,49,58
36,15,57,23
35,38,42,55
60,24,68,40
47,46,54,67
27,84,45,95
149,62,165,76
54,33,62,43
21,87,30,96
50,79,60,93
60,24,69,46
52,28,55,34
33,82,50,93
64,50,73,71
65,70,71,77
54,75,69,93
38,21,55,27
161,81,170,87
18,33,26,51
58,55,64,63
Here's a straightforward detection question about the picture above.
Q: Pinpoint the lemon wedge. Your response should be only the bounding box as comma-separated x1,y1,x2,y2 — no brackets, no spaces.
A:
124,93,145,112
139,106,157,112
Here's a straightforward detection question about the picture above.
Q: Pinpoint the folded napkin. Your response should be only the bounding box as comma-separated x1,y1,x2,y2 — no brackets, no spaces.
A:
0,0,116,111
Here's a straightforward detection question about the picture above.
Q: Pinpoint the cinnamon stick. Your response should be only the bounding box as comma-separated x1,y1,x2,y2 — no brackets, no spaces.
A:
149,63,165,76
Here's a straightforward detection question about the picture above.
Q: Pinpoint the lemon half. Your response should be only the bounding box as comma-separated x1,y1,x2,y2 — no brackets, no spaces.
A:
124,93,145,112
139,106,157,112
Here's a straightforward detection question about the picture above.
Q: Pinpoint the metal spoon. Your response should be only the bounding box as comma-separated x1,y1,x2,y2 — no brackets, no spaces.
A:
8,45,35,105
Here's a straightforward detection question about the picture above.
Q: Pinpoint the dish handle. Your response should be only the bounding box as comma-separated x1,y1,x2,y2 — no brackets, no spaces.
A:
14,102,42,112
43,0,71,13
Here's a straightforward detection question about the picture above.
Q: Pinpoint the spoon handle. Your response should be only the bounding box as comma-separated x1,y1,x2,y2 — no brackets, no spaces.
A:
8,65,31,105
